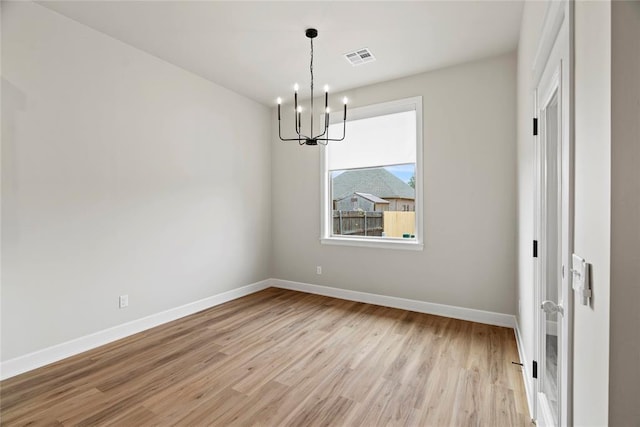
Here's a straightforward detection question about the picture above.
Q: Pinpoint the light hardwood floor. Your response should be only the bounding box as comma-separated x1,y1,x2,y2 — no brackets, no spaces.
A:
1,288,532,426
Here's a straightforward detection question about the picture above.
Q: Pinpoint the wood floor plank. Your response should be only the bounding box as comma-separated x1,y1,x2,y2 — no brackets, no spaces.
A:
102,405,160,427
1,288,532,426
167,386,247,426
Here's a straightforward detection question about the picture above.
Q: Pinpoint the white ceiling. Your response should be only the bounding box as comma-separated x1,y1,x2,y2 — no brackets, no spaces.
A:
39,1,524,106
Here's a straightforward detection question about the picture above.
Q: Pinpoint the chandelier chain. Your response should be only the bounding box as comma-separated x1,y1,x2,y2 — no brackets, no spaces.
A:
310,37,314,136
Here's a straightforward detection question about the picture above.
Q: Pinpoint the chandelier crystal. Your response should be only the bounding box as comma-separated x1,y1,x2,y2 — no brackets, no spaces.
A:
277,28,347,146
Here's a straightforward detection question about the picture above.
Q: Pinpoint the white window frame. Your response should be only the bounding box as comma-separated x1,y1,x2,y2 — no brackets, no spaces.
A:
320,96,424,250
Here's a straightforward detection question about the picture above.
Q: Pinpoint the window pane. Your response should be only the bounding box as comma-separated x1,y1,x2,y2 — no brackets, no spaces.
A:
331,165,416,238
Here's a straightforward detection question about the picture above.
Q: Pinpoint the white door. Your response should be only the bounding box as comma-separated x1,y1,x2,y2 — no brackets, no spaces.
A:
533,4,572,426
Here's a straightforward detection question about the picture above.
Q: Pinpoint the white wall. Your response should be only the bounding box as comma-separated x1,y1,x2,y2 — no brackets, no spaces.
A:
610,1,640,424
515,0,549,411
573,2,611,424
272,53,517,315
1,2,271,361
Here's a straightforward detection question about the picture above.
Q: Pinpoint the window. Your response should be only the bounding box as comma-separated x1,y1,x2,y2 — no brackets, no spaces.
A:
320,96,423,250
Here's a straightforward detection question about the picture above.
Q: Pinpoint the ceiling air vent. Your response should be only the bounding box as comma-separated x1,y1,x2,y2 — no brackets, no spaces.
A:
344,48,376,66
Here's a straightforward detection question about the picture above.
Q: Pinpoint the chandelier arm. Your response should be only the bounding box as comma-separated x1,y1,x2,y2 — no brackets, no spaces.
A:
310,109,331,140
279,135,309,142
280,137,309,142
313,131,328,140
295,124,310,140
295,111,304,143
294,120,308,142
278,118,290,141
279,116,311,142
280,136,311,142
311,123,329,140
278,117,292,141
321,118,347,142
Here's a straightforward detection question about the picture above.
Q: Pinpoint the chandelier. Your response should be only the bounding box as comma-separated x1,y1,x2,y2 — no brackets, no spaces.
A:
277,28,347,146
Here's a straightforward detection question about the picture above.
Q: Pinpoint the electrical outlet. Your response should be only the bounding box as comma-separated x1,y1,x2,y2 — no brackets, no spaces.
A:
316,266,322,275
119,294,129,309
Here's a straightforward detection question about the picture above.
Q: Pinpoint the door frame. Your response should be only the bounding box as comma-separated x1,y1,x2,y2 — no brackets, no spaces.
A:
532,1,574,426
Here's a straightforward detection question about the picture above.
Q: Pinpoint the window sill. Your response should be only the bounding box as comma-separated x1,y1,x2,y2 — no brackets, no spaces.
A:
320,236,424,251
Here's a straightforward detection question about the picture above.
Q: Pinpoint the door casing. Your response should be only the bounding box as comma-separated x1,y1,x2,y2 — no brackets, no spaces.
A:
531,1,574,426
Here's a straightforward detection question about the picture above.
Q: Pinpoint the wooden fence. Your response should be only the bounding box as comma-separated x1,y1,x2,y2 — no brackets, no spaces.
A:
383,211,415,238
333,211,383,236
333,211,415,238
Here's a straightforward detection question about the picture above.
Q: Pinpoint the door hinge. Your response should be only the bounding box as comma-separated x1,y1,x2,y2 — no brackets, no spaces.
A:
533,360,538,379
533,240,538,258
533,118,538,136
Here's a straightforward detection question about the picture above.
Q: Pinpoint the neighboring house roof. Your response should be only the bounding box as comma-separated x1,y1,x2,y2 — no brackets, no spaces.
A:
353,192,389,204
332,168,415,201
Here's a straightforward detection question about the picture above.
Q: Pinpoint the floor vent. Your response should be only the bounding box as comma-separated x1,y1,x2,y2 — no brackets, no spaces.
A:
344,48,376,66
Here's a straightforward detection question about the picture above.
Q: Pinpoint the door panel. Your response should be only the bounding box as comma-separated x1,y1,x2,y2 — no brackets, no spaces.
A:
541,90,561,423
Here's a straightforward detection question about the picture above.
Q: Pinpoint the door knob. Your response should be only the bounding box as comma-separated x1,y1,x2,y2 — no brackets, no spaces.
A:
541,300,564,315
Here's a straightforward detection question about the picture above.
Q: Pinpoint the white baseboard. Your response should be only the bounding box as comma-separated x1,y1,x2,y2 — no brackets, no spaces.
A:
271,279,516,328
515,320,535,420
0,279,271,380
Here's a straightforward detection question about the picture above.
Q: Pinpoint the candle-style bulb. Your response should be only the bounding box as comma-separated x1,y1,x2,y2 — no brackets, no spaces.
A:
277,97,282,105
343,97,348,105
297,106,302,113
324,84,329,93
326,107,330,114
294,83,299,92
